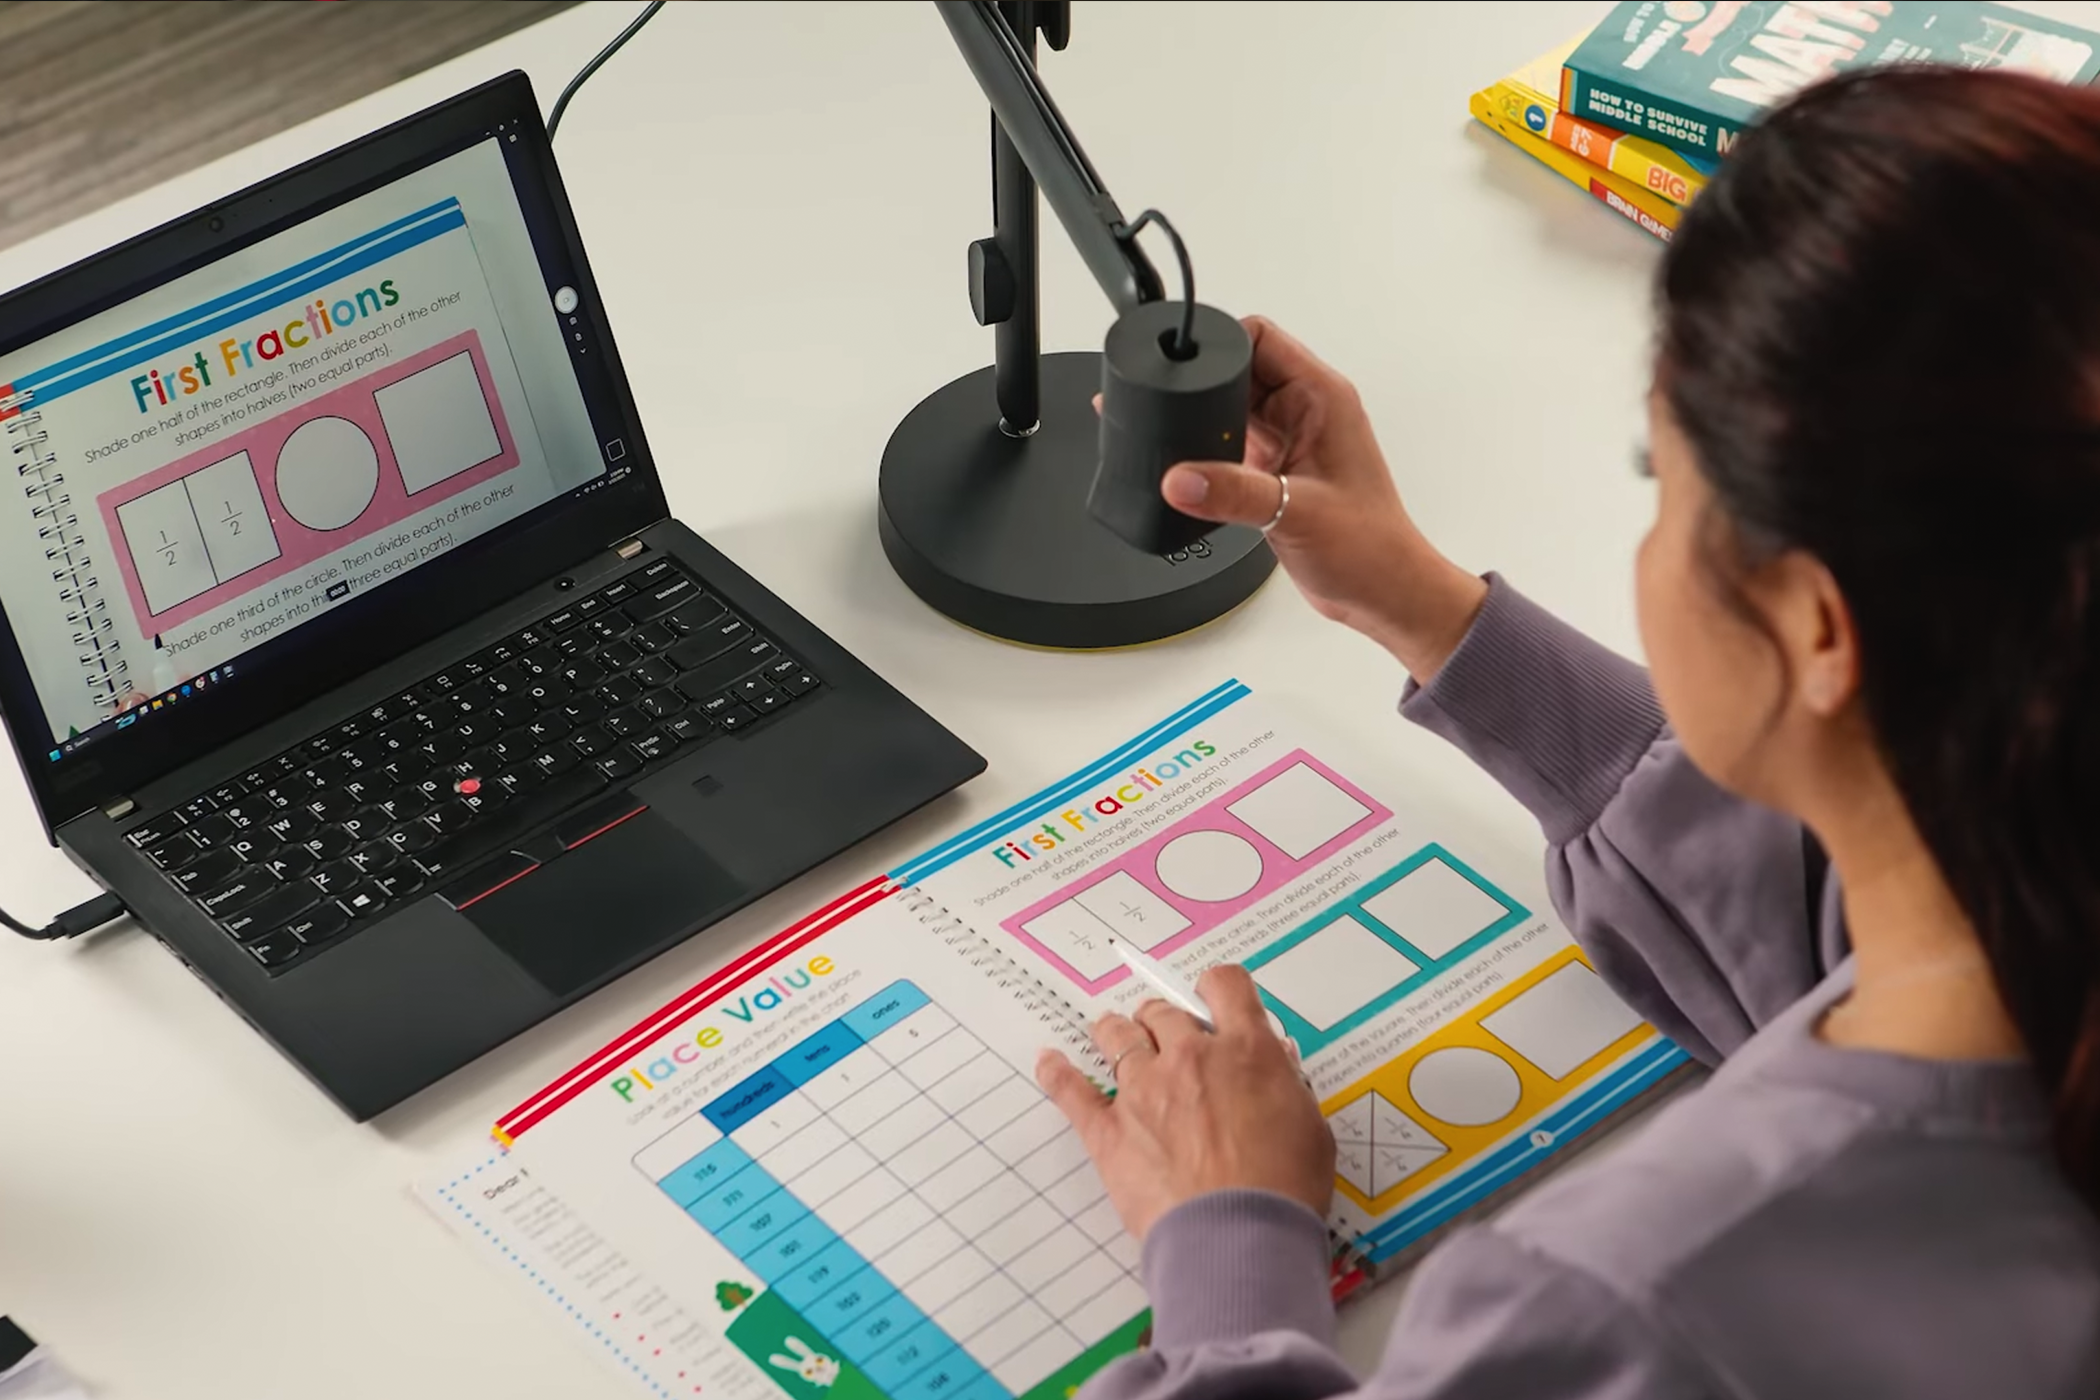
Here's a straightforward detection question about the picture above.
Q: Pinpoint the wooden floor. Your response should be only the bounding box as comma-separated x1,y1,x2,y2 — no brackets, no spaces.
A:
0,0,577,252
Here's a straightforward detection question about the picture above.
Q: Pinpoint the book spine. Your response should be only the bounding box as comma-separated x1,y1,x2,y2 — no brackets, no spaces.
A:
1561,59,1741,160
1550,112,1706,206
1472,96,1681,244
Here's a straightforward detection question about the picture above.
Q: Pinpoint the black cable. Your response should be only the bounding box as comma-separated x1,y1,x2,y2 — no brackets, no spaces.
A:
546,0,667,141
2,891,128,941
1118,210,1196,358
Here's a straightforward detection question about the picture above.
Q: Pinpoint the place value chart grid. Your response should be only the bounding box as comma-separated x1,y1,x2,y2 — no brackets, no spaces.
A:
634,981,1146,1400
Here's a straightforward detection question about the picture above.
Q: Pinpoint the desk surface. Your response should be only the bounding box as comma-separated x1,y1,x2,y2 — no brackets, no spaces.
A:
4,3,2092,1395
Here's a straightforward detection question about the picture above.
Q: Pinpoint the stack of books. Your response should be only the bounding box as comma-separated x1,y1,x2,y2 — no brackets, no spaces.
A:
1471,1,2100,245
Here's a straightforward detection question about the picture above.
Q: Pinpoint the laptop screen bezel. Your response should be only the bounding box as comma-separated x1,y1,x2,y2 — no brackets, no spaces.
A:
0,70,670,836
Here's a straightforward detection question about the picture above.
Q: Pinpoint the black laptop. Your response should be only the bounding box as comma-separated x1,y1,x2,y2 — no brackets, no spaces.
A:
0,73,984,1119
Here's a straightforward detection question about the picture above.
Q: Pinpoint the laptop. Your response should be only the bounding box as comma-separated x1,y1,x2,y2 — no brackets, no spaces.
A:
0,73,985,1120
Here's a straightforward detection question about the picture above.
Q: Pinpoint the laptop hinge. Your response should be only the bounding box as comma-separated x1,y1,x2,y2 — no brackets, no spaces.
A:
612,538,645,560
104,796,136,821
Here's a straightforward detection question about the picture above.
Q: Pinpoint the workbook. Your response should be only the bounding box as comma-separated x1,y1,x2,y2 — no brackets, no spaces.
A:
417,681,1689,1400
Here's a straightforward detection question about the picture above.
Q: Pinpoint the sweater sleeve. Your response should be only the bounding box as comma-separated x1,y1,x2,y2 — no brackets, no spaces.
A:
1080,1196,1708,1400
1400,578,1844,1064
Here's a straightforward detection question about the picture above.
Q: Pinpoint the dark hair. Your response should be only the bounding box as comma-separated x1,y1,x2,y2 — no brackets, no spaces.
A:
1659,65,2100,1207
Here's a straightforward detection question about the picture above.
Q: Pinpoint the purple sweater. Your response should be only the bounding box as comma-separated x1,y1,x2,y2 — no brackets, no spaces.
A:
1084,580,2100,1399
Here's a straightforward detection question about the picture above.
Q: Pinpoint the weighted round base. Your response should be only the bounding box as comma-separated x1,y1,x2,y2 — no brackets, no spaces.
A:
878,351,1274,649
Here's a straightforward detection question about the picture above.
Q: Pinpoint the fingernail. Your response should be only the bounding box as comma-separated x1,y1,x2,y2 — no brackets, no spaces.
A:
1162,468,1208,507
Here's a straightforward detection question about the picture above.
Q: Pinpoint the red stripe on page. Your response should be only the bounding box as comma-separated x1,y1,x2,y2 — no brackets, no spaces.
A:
493,876,895,1142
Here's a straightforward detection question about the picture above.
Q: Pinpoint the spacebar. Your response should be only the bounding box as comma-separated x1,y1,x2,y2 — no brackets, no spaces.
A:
412,769,608,881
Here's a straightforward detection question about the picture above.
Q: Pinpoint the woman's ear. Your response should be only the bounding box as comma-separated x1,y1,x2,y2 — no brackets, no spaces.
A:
1771,552,1859,718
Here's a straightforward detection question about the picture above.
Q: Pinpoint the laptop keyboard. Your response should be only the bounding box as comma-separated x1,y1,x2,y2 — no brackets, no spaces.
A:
121,556,822,975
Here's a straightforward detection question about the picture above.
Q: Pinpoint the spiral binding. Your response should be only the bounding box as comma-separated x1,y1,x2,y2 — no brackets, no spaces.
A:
894,884,1109,1077
4,387,128,713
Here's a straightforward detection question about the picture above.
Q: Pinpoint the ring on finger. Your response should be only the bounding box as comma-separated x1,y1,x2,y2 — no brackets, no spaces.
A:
1259,474,1290,535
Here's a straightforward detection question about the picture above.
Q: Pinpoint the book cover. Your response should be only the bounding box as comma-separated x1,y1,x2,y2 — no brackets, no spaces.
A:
1562,0,2100,158
1470,89,1684,244
1491,37,1716,206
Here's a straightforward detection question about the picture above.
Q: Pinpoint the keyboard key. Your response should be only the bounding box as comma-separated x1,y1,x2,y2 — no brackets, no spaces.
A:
221,799,270,830
750,690,789,713
379,788,432,823
484,663,526,697
526,712,573,745
532,746,581,777
335,885,388,920
663,713,711,745
247,934,302,968
715,706,757,732
732,676,770,701
697,692,740,716
629,732,673,763
418,732,468,765
674,642,779,703
576,594,606,619
602,707,645,738
665,619,751,671
173,847,243,893
308,792,359,823
308,860,359,896
450,680,497,715
373,868,425,901
639,556,677,582
384,823,436,855
599,675,644,707
221,884,319,942
179,795,220,823
587,613,633,643
778,669,821,696
562,691,607,726
601,580,636,605
302,827,356,861
596,751,642,780
517,645,560,677
263,847,317,882
514,625,551,650
209,783,245,807
623,573,699,622
637,688,681,721
199,871,279,919
569,725,614,758
285,904,349,947
523,676,571,708
763,656,801,682
264,812,312,845
634,657,680,689
259,777,313,811
596,638,643,671
489,696,540,728
348,843,399,877
495,765,546,797
558,656,605,690
146,831,207,871
423,802,474,836
482,641,520,667
127,815,187,848
663,594,727,636
227,834,275,865
545,606,585,633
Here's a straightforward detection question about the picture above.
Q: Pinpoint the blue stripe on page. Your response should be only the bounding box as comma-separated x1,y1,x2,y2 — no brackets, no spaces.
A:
1358,1037,1691,1262
20,201,463,405
886,679,1252,887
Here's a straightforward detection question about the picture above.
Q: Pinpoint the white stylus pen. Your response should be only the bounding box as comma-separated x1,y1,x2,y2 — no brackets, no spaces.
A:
1106,937,1296,1051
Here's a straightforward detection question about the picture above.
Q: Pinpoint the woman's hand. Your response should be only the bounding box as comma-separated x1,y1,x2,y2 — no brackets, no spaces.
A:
1163,316,1488,682
1035,965,1336,1242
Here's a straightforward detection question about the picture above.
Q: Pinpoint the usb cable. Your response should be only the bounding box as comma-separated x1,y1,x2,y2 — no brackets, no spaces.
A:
1,891,128,941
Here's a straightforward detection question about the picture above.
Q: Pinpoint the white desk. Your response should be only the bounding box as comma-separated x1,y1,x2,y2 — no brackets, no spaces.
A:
6,3,2083,1395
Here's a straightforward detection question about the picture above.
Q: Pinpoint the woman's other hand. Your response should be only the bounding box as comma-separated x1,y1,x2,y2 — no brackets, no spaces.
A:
1035,965,1336,1242
1163,316,1488,681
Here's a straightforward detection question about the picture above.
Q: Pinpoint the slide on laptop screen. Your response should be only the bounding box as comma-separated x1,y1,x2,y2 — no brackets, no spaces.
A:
0,137,603,743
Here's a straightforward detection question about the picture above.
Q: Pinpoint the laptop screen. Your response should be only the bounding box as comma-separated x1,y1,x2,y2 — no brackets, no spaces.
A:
0,131,621,774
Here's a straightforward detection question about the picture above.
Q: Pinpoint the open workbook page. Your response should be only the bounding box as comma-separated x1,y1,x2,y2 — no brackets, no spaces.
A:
898,680,1687,1270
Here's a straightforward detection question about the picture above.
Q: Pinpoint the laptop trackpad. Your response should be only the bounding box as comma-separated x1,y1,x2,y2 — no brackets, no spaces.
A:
463,810,741,996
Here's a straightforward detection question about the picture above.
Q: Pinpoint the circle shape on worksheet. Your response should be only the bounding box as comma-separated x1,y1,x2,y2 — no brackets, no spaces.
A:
1408,1046,1522,1127
1154,829,1264,902
276,416,380,531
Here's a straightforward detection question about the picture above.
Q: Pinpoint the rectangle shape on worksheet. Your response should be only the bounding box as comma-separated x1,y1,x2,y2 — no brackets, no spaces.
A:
373,348,503,493
1478,960,1646,1080
999,749,1391,993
